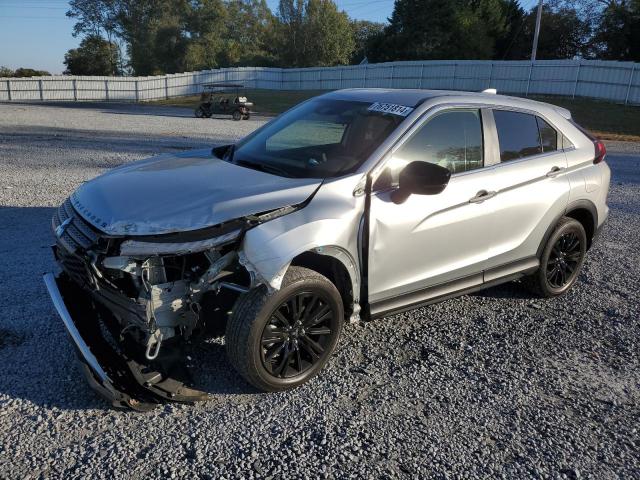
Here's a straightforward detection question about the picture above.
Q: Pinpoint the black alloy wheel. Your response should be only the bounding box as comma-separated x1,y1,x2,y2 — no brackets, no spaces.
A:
226,266,344,391
260,291,336,379
546,231,582,289
524,216,587,297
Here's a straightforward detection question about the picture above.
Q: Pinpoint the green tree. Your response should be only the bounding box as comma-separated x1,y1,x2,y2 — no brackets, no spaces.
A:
67,0,124,73
276,0,307,67
505,3,591,59
0,66,14,77
592,0,640,61
183,0,228,71
369,0,508,62
221,0,279,66
276,0,355,67
350,19,384,64
64,35,122,75
10,68,51,77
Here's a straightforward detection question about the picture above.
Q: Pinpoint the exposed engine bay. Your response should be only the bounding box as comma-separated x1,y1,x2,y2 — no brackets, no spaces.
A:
50,197,294,410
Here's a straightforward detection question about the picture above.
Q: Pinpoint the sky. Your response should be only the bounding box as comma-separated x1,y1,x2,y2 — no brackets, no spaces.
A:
0,0,541,75
1,0,394,74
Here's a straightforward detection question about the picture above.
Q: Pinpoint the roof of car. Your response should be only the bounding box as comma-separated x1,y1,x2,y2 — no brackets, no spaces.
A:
322,88,571,119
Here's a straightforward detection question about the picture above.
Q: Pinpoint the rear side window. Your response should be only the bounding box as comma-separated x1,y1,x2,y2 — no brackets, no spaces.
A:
494,110,542,161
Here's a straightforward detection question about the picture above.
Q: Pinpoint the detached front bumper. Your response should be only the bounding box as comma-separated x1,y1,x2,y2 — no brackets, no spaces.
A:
43,273,208,411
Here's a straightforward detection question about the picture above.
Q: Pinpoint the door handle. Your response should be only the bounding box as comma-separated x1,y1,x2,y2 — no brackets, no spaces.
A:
469,190,497,203
546,166,563,178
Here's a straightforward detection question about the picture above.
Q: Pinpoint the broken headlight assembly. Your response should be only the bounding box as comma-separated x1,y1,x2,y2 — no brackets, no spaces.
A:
46,194,306,409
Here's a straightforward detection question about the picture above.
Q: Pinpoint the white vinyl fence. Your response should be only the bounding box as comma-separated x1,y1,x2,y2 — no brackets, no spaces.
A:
1,59,638,105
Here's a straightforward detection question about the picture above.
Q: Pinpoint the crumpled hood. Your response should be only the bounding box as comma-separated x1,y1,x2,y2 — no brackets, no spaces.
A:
71,149,321,236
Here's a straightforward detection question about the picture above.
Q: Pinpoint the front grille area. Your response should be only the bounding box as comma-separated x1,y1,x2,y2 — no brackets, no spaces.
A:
52,198,101,286
52,197,100,253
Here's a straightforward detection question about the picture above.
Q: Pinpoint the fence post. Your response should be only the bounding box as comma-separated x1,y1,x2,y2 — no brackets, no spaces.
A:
452,62,457,90
72,79,77,101
165,76,169,100
625,64,636,105
6,80,11,101
38,79,44,101
419,63,424,88
488,62,494,89
339,67,343,89
104,80,109,101
390,65,395,88
525,62,534,97
135,80,139,102
363,64,368,88
572,62,581,99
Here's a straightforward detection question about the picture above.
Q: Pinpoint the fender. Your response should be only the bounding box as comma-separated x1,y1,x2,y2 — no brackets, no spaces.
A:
239,174,366,314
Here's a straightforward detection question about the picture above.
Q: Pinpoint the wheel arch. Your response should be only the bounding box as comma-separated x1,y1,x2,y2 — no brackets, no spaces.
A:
289,247,360,322
537,199,598,257
565,200,598,249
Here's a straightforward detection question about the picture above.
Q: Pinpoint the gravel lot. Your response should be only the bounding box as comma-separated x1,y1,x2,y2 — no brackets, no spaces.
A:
1,102,639,479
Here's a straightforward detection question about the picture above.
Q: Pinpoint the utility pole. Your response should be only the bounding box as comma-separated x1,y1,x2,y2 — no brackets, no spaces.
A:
531,0,543,61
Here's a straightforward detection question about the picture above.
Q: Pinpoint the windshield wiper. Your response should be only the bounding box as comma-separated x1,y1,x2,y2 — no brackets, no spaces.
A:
234,159,291,178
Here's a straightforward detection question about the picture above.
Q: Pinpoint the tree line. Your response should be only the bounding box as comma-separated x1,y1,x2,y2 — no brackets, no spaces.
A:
369,0,639,64
6,0,636,77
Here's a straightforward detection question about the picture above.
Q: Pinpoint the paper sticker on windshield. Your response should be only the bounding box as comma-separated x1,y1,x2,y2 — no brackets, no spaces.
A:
368,102,414,117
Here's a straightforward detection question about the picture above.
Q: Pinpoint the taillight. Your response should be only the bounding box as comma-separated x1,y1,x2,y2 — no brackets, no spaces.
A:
593,140,606,164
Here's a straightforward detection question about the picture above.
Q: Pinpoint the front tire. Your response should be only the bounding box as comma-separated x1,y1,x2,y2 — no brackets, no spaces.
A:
194,106,206,118
226,267,344,391
232,110,242,121
525,217,587,297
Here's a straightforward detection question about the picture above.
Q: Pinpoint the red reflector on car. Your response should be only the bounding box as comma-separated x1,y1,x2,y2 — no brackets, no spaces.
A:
594,140,606,164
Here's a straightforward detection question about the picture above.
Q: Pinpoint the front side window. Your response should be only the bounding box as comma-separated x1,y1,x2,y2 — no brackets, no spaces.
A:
396,110,484,174
225,98,406,178
374,110,484,190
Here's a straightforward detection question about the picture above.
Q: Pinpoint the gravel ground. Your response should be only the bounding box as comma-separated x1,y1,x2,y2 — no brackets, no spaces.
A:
0,102,638,479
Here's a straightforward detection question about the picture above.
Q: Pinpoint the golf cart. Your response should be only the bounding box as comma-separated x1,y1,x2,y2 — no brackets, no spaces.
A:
195,83,253,121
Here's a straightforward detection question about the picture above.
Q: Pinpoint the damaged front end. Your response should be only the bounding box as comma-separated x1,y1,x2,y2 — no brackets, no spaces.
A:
45,198,284,410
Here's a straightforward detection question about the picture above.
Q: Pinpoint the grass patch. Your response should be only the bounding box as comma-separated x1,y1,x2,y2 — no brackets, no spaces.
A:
530,95,640,142
149,89,640,141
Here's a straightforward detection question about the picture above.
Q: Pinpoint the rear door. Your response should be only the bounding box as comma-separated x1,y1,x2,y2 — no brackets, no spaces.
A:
482,109,570,279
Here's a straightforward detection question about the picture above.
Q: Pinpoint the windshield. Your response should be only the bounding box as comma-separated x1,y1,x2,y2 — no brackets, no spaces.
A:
226,98,407,178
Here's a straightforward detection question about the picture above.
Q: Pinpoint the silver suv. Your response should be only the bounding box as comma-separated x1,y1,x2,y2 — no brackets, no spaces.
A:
44,89,610,410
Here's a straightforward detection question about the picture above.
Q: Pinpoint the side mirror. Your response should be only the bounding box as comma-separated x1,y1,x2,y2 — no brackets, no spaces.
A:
391,161,451,204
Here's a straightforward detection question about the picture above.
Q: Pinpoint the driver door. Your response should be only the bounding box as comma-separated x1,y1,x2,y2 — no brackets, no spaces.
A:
368,109,495,315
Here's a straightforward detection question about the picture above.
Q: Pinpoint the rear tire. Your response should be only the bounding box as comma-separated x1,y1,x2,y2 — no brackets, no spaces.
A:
232,110,242,121
524,217,587,297
194,106,206,118
226,267,344,392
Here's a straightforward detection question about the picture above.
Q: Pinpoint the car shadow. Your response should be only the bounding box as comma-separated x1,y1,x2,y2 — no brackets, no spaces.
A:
470,279,533,300
0,206,252,412
4,101,271,120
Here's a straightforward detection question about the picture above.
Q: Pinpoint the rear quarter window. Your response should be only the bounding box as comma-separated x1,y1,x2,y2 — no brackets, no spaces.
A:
536,117,558,152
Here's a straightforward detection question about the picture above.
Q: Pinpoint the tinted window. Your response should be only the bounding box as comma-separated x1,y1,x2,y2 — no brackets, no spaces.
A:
494,110,542,161
394,110,484,174
537,116,557,152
